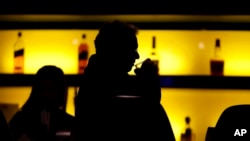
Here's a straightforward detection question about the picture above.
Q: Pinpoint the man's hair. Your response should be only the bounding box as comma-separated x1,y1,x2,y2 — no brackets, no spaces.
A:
94,20,138,53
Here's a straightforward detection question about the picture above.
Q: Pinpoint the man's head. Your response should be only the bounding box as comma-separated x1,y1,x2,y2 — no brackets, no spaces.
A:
94,20,140,72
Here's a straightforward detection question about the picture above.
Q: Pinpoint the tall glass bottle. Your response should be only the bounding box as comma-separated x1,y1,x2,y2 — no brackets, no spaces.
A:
210,38,224,76
149,36,159,74
78,34,89,74
76,34,89,104
181,116,194,141
14,32,25,74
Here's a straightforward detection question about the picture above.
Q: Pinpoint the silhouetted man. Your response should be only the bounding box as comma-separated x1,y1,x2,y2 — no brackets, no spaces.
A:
74,20,175,141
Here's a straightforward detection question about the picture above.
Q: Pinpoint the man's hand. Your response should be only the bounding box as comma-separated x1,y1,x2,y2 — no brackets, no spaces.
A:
134,58,158,77
134,58,161,103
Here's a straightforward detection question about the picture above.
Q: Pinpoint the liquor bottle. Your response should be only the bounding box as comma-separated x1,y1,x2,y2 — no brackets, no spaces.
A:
210,38,224,76
76,34,88,105
14,32,25,74
181,116,194,141
149,36,159,74
78,34,89,74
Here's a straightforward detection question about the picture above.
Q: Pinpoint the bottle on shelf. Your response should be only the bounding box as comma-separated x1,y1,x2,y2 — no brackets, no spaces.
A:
14,32,25,74
181,116,195,141
210,38,224,76
78,34,89,75
76,34,89,103
149,36,159,74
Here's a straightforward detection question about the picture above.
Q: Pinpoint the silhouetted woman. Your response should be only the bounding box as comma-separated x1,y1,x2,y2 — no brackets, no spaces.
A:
9,65,74,141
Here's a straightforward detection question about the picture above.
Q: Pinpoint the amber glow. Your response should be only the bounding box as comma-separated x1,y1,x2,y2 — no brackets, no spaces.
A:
161,88,250,141
3,15,250,23
3,32,250,140
1,30,250,75
2,16,250,141
0,30,97,74
1,87,250,141
133,30,250,76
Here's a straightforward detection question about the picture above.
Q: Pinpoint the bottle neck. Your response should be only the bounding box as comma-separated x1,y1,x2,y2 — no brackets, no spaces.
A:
150,47,158,60
151,48,156,54
14,37,25,50
151,45,157,53
214,46,222,58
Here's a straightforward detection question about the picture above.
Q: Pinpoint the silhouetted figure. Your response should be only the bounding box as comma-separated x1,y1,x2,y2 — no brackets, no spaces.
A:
181,116,193,141
74,20,175,141
0,110,14,141
212,104,250,141
9,65,74,141
185,117,192,137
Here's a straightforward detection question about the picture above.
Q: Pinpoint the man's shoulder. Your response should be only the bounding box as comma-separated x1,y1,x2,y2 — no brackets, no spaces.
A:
61,111,75,122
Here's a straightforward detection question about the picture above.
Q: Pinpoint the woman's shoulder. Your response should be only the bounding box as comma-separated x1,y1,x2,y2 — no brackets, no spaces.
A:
9,110,27,127
10,110,24,120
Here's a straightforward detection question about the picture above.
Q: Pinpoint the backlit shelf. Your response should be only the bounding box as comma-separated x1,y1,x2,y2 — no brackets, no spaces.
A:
1,74,250,89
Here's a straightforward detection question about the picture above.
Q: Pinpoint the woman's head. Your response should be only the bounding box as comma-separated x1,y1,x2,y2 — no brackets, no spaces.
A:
22,65,67,111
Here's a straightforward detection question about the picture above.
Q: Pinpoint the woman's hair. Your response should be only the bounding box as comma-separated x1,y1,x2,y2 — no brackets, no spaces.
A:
21,65,67,111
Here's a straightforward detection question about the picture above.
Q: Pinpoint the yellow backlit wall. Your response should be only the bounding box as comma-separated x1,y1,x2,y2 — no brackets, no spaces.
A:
1,87,250,141
0,30,97,74
2,30,250,141
1,30,250,75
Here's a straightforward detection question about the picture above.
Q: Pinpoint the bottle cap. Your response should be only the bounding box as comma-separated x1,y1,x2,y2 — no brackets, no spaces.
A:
185,116,190,124
18,32,22,37
82,34,86,39
215,38,220,47
152,36,156,48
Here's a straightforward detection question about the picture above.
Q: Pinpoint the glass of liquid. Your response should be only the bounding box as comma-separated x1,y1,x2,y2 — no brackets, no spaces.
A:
134,58,150,70
134,58,158,75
